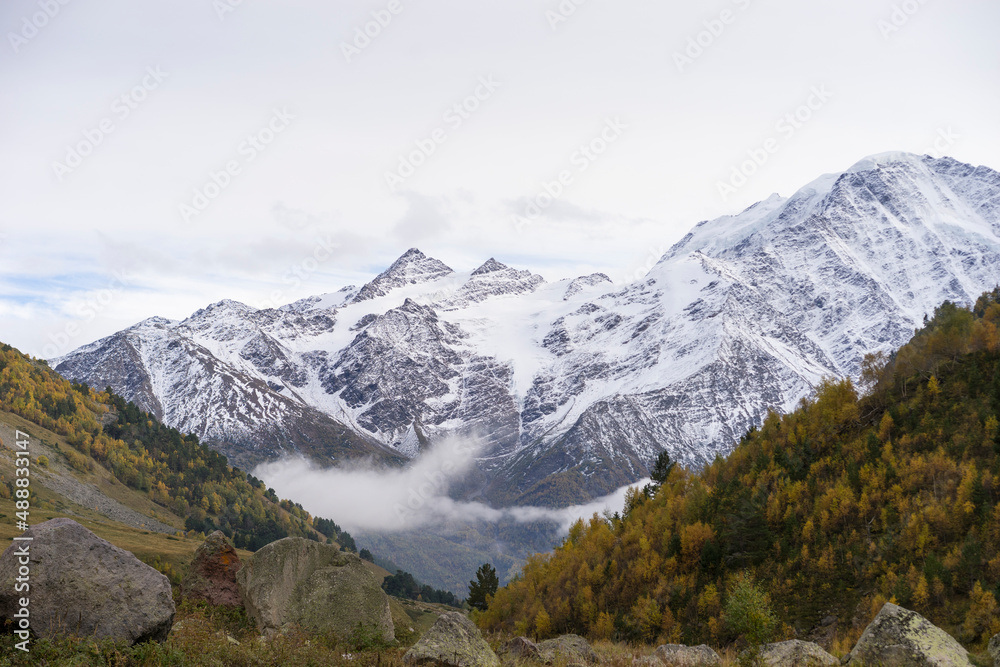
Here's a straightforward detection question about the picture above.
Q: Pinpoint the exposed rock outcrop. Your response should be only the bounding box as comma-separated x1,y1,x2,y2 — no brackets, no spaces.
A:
403,612,499,667
847,603,971,667
537,634,599,664
236,537,393,641
761,640,838,667
0,518,174,644
182,530,242,607
638,644,722,667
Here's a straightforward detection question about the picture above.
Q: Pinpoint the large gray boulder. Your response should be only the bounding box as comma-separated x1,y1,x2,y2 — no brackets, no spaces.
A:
988,633,1000,667
236,537,393,641
0,518,174,644
639,644,723,667
847,603,971,667
182,531,242,607
403,612,500,667
538,634,599,664
761,640,838,667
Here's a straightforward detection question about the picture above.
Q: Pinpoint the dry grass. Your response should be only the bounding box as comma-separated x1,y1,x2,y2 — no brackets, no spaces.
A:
0,599,413,666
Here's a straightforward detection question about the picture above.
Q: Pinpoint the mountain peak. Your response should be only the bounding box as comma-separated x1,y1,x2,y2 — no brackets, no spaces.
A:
352,249,454,303
846,151,926,174
186,299,255,321
471,258,508,276
130,316,175,329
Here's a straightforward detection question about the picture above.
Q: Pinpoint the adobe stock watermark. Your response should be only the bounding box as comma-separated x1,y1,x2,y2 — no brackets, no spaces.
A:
256,234,342,310
384,76,501,192
41,268,134,359
392,440,477,528
673,0,753,73
11,430,33,653
511,117,628,232
716,85,833,202
340,0,406,63
877,0,931,39
545,0,589,31
179,108,295,223
213,0,244,21
51,66,169,182
924,126,959,158
8,0,71,54
614,245,668,285
272,202,333,231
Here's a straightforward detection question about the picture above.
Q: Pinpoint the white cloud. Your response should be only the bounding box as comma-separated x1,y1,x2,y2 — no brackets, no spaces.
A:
253,436,642,535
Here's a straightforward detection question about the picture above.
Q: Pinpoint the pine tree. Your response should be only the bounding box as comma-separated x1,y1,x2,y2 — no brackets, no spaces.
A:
650,450,675,485
643,450,677,498
467,563,499,611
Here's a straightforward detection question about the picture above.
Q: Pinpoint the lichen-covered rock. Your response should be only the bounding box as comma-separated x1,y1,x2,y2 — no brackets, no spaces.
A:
403,612,499,667
182,531,242,607
502,636,542,662
236,537,393,641
988,633,1000,666
761,640,839,667
537,635,599,664
848,603,971,667
0,518,174,644
639,644,722,667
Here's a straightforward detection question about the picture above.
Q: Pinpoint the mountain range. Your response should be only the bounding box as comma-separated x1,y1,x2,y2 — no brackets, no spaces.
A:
53,152,1000,508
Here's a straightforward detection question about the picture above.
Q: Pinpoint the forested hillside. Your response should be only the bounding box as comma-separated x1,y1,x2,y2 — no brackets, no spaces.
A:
0,342,353,551
479,290,1000,649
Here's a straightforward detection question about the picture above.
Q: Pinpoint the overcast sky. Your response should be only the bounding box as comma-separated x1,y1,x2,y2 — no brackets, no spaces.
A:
2,0,999,358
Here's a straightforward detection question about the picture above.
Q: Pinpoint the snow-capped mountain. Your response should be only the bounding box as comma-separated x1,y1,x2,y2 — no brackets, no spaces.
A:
54,153,1000,506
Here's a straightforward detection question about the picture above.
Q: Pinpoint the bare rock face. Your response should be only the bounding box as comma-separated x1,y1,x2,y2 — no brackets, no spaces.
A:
988,632,1000,666
403,612,500,667
182,530,242,607
639,644,723,667
236,537,393,642
761,640,839,667
0,518,175,644
847,603,971,667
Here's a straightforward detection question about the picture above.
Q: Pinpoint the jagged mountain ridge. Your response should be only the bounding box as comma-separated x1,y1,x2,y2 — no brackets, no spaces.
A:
54,153,1000,505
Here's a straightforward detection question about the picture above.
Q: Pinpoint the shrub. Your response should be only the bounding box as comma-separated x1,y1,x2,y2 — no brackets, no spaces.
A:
725,573,778,667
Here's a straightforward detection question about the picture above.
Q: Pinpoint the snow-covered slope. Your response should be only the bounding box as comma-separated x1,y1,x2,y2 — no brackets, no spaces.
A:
54,153,1000,505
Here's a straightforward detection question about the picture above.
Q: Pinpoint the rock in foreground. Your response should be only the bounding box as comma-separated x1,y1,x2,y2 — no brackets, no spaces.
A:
182,530,242,607
639,644,722,667
501,636,542,662
848,603,971,667
237,537,392,641
403,612,500,667
761,640,838,667
0,518,174,644
537,634,599,664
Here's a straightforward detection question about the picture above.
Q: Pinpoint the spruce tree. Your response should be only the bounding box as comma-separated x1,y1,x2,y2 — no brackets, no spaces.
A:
467,563,499,611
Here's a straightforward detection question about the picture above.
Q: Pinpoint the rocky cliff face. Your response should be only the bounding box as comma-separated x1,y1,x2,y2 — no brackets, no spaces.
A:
54,153,1000,505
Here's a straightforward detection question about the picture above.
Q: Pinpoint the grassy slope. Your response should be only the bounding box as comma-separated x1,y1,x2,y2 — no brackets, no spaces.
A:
0,406,457,665
0,409,250,575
